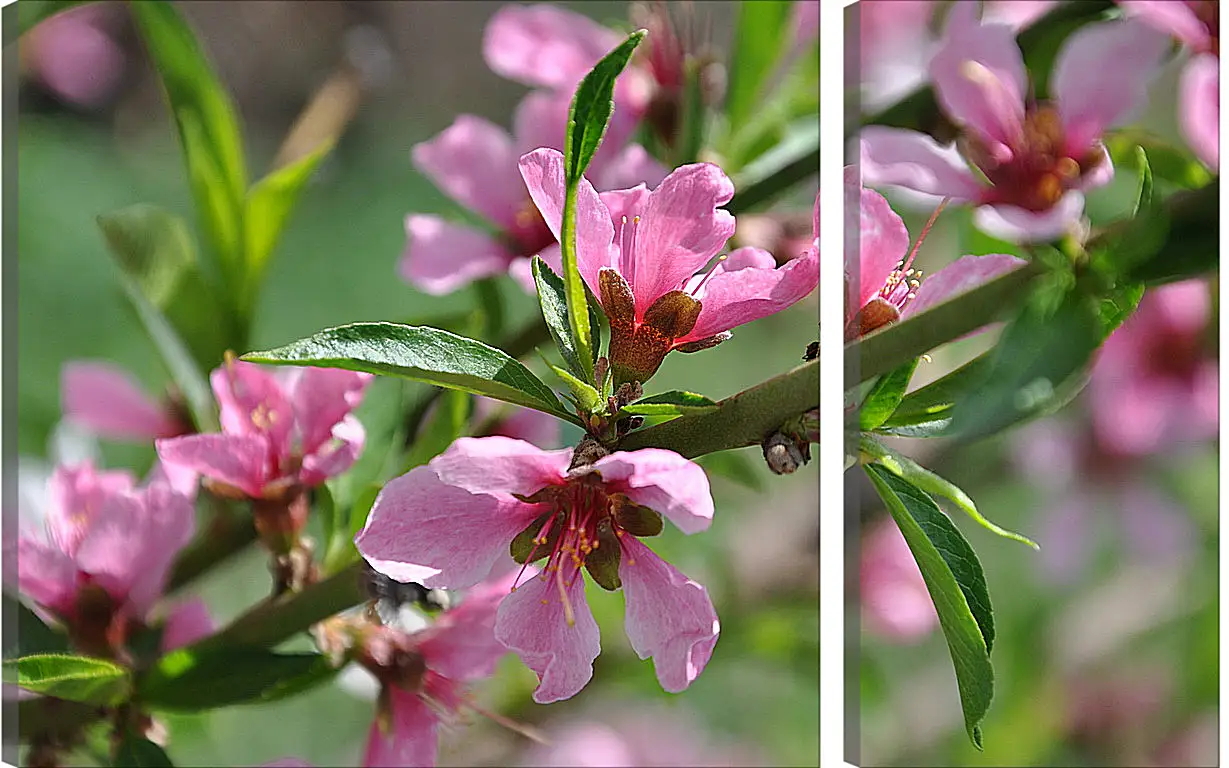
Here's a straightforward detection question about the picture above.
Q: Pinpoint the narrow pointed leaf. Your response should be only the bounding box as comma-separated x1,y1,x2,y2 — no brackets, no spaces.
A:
532,256,601,379
547,362,603,415
138,646,336,711
861,435,1038,549
865,465,994,749
621,391,719,417
113,732,174,767
243,139,333,303
858,358,918,431
3,654,131,706
243,322,578,424
561,30,646,383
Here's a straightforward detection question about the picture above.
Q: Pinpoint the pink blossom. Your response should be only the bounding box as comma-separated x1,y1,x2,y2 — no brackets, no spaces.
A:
1121,1,1220,169
1088,279,1218,459
860,518,937,642
844,166,1025,339
156,361,371,499
403,91,665,296
159,597,215,652
861,5,1169,241
356,437,719,703
23,3,125,110
520,148,818,384
792,1,820,51
11,461,195,649
61,361,187,442
483,4,653,117
357,572,515,767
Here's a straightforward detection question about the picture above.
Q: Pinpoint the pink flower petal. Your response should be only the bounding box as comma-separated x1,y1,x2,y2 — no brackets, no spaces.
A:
160,597,215,651
859,126,984,200
483,4,621,91
1180,54,1219,170
428,436,571,497
928,0,1027,147
114,484,195,617
411,115,526,230
619,537,719,693
682,249,819,341
61,362,180,441
210,362,294,458
512,89,567,156
632,164,736,313
520,148,616,295
356,463,540,590
400,215,515,296
28,8,124,109
145,459,199,501
45,462,135,557
494,565,600,703
1119,1,1212,52
16,538,78,615
299,414,366,488
982,0,1059,30
1074,144,1115,192
902,253,1026,320
972,191,1085,243
588,450,714,535
860,519,937,642
289,369,370,457
72,492,151,608
156,434,270,498
1053,19,1170,154
362,686,439,768
856,181,911,311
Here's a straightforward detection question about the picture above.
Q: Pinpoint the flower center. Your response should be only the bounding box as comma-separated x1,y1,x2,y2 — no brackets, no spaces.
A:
961,103,1105,212
509,199,556,260
511,476,663,624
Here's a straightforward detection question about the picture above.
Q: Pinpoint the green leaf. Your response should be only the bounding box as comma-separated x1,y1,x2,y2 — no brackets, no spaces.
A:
3,654,131,706
547,362,604,415
1106,131,1213,191
1122,183,1219,286
565,30,647,185
561,30,646,383
97,204,228,369
621,391,720,417
402,389,471,472
10,0,91,44
724,1,793,136
1092,146,1170,276
138,646,335,711
864,465,994,749
946,284,1101,441
857,358,918,431
860,435,1038,549
242,139,333,305
532,256,601,380
243,322,578,424
114,732,174,767
130,0,248,294
876,354,992,434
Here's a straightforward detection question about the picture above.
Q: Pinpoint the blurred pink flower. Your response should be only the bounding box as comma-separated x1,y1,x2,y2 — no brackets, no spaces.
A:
860,518,937,642
520,706,763,767
10,461,196,652
844,166,1025,339
520,148,818,384
861,5,1169,241
483,4,653,117
857,1,1060,112
356,436,719,703
403,91,665,295
792,1,820,50
1121,1,1219,169
61,361,187,442
1089,280,1218,459
158,596,215,651
23,3,125,110
356,571,516,767
156,361,370,499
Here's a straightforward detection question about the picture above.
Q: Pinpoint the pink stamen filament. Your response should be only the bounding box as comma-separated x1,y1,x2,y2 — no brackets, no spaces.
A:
689,254,728,296
619,215,641,286
901,197,950,274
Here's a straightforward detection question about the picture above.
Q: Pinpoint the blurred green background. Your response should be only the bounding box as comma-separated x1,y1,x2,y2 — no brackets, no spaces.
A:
17,1,819,765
